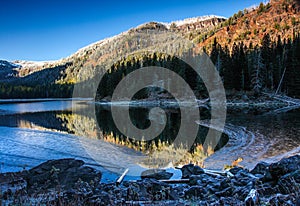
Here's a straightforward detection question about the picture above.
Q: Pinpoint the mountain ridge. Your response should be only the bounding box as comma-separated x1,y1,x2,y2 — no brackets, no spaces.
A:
0,15,226,86
8,15,226,65
1,0,299,98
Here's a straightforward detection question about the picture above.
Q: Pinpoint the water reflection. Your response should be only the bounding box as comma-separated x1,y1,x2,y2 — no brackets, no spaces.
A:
226,109,300,159
0,100,73,114
94,105,223,167
0,100,299,171
0,101,228,168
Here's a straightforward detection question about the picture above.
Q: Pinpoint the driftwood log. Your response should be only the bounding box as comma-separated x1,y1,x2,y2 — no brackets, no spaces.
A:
116,168,129,186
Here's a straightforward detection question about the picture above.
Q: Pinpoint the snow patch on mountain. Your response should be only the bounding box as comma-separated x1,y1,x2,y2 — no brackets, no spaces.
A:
67,15,227,60
0,60,21,69
13,60,55,68
164,15,227,28
3,15,227,67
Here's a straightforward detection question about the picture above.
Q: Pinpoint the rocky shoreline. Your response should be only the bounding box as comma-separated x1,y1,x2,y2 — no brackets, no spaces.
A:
96,92,299,115
1,155,300,205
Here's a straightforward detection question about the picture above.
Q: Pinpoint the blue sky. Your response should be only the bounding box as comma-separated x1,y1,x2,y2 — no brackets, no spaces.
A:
0,0,263,61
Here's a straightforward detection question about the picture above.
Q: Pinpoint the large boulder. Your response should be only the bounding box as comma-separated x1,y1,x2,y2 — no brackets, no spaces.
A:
269,155,300,180
179,164,204,179
26,158,102,191
250,162,270,175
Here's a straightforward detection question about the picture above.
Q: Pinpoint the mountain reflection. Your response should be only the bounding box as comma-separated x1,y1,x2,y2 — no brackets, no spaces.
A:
0,102,228,167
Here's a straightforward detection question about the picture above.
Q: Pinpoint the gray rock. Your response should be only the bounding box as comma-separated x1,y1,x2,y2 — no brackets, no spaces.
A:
242,94,249,101
261,170,274,182
184,185,207,198
215,187,233,197
98,191,113,205
268,193,298,206
269,155,300,179
188,173,218,187
26,158,102,190
2,155,300,204
296,197,300,206
277,169,300,194
219,197,244,205
245,189,259,206
219,178,232,190
256,182,278,196
229,166,244,175
30,158,84,174
251,162,269,175
141,168,173,180
180,164,204,179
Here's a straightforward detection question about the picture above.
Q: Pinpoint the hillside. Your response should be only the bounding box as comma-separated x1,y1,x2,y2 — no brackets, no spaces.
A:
0,0,300,98
0,16,225,88
197,0,300,51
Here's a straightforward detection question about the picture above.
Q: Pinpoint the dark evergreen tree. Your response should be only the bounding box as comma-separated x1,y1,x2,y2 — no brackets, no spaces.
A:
210,37,219,65
261,34,272,88
239,42,250,90
251,49,265,95
221,45,233,89
231,43,242,90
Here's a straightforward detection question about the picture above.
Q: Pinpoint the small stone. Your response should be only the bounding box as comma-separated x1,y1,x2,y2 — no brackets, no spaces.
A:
245,189,259,206
229,166,244,175
215,187,233,197
219,197,244,205
220,178,232,190
242,94,249,101
261,170,273,182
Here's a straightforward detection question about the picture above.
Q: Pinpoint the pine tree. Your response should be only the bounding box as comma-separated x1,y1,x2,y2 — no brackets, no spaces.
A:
222,45,234,89
272,35,284,90
251,49,265,95
261,34,272,89
282,39,293,94
239,42,250,90
210,37,219,65
231,43,242,90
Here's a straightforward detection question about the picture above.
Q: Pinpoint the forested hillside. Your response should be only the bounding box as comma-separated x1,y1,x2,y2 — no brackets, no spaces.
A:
0,0,299,98
208,33,300,97
200,0,300,97
96,0,300,99
198,0,300,49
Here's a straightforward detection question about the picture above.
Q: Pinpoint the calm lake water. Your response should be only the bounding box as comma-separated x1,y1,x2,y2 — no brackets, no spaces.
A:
0,100,299,181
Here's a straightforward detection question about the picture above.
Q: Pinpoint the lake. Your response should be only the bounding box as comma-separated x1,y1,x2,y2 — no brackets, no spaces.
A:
0,99,299,182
